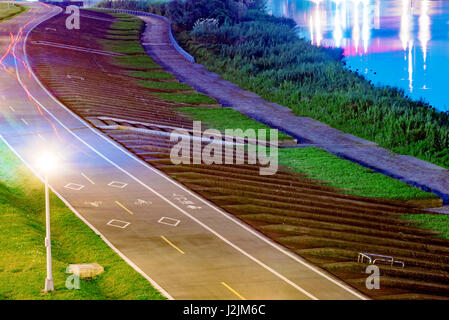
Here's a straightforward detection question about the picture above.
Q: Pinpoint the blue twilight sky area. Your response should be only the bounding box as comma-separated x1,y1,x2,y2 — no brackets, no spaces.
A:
267,0,449,111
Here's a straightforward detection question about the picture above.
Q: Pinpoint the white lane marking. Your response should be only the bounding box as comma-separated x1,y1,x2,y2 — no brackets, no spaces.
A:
8,7,173,300
9,106,15,112
173,193,202,210
107,219,130,229
64,183,85,191
66,74,85,81
32,41,125,57
158,217,180,227
16,13,367,300
45,27,57,32
85,201,102,208
135,198,152,206
108,181,128,189
21,118,29,125
37,133,46,142
80,14,116,22
81,172,95,185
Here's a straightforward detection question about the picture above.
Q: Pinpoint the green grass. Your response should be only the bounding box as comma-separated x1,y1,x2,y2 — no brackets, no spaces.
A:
0,3,28,22
138,80,192,91
152,92,217,105
107,29,140,35
278,147,436,200
402,214,449,239
99,16,145,54
0,142,164,300
180,107,293,140
100,39,146,55
126,70,175,79
113,55,160,70
105,34,140,40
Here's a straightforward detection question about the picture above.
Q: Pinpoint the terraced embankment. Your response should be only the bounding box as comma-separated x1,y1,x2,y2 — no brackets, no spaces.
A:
26,9,449,299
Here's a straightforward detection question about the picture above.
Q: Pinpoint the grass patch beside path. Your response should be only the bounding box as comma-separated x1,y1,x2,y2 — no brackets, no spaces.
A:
402,214,449,239
126,70,175,80
0,142,164,300
138,80,192,91
0,3,28,22
178,109,434,200
113,55,160,69
153,92,217,105
180,107,293,140
279,147,436,200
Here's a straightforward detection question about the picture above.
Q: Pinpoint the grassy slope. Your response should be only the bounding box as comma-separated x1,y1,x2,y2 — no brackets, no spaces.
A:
0,143,164,300
181,107,296,141
180,108,434,199
99,13,217,104
95,10,436,201
279,147,435,200
0,3,28,22
402,214,449,240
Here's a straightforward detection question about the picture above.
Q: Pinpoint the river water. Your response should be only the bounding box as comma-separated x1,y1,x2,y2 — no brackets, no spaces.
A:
267,0,449,111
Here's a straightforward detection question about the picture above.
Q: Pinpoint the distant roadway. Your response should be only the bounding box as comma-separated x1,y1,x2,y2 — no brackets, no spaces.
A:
0,2,366,300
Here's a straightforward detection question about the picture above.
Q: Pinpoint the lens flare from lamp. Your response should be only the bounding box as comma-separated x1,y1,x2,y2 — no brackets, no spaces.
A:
37,152,58,174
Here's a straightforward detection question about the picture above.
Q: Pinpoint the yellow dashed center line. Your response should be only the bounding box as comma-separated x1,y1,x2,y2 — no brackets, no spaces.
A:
221,282,246,300
81,172,95,185
161,235,185,254
115,201,134,215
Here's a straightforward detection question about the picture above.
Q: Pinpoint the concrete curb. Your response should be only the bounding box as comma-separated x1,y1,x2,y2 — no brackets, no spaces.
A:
93,7,195,63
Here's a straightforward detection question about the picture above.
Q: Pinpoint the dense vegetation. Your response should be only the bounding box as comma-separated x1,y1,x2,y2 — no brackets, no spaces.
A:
99,0,449,169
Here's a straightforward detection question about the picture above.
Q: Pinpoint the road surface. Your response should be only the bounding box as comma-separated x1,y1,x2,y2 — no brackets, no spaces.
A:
0,2,366,300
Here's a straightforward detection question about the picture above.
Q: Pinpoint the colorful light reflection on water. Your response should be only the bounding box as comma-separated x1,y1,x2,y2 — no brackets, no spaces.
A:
267,0,449,111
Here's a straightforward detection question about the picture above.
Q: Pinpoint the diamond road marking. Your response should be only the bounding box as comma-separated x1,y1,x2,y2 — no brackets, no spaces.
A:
108,181,128,189
158,217,181,227
107,219,130,229
64,183,85,191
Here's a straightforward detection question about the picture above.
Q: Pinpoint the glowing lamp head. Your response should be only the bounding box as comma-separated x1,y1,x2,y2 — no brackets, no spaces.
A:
37,152,58,174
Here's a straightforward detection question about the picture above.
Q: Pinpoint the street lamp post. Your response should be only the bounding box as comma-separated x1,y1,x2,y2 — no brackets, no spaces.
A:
44,172,54,292
38,152,58,293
